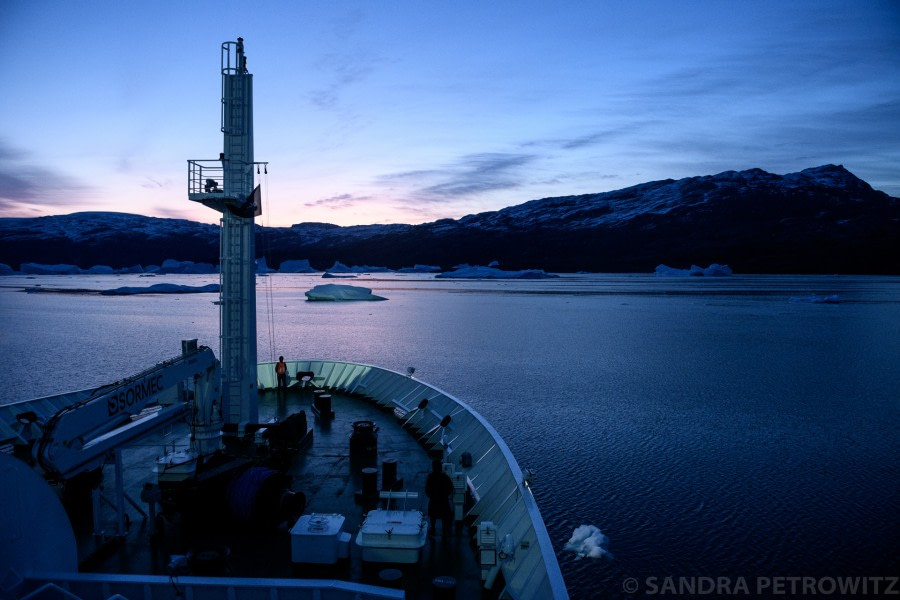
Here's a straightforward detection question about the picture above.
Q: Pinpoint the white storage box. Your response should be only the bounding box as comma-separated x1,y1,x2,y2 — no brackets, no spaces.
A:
291,513,347,564
355,509,428,563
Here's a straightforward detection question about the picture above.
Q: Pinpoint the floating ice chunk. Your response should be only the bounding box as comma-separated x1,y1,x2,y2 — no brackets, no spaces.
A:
157,259,216,274
397,264,442,273
325,261,352,274
326,260,392,274
305,283,387,301
655,263,732,277
322,272,357,279
20,263,82,275
436,265,559,279
700,263,733,277
256,257,275,274
100,283,220,295
86,265,115,274
278,259,318,273
564,525,612,560
655,264,688,277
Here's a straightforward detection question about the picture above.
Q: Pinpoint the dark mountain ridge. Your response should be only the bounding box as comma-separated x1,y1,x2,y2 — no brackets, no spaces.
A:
1,165,898,274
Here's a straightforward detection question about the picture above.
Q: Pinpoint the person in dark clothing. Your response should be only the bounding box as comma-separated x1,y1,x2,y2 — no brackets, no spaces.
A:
275,356,287,389
425,459,454,538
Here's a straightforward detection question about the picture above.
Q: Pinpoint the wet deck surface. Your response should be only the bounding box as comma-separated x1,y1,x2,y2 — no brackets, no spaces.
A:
78,386,489,598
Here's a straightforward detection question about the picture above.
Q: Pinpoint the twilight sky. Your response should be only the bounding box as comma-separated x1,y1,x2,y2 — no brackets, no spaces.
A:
1,1,898,227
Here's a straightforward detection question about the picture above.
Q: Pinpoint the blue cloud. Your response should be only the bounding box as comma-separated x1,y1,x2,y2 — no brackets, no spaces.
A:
381,152,536,202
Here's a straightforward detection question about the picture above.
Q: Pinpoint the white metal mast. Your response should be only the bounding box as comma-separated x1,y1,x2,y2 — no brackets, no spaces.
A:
188,38,265,426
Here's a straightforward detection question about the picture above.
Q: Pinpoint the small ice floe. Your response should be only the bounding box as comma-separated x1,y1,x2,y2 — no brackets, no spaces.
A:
564,525,612,560
305,283,386,301
100,283,220,295
789,294,840,304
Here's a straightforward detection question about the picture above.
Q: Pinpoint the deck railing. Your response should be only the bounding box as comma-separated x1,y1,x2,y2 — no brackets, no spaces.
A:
20,572,404,600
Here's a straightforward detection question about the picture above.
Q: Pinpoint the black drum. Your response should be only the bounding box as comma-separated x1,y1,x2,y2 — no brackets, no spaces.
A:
349,420,378,456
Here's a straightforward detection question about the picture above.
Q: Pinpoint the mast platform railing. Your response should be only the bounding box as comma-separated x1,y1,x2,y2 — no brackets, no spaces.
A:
187,159,229,202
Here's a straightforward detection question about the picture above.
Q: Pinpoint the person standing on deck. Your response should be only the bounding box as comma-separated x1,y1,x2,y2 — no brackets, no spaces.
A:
425,459,454,539
275,356,287,391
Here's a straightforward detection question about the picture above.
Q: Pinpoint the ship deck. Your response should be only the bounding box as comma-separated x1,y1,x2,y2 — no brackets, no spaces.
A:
78,386,489,599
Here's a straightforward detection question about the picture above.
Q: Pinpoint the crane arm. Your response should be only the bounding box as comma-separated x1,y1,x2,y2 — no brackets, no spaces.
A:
35,344,220,479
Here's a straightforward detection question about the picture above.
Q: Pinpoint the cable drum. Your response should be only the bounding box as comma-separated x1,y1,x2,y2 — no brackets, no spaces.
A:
225,466,305,528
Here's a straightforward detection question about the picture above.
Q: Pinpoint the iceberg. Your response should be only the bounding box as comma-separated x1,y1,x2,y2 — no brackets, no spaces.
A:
564,525,612,560
19,263,145,275
20,263,82,275
85,265,115,274
256,257,275,274
325,261,353,274
655,263,733,277
436,265,559,279
397,264,442,273
117,264,144,274
698,263,733,277
305,284,387,301
0,263,14,276
278,259,318,273
326,261,393,274
157,259,216,274
100,283,220,296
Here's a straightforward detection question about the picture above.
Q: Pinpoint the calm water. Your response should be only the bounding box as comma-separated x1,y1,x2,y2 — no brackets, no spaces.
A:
1,273,898,598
